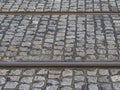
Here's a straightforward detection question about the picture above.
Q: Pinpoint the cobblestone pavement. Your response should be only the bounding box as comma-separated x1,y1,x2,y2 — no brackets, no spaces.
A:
0,1,120,89
0,14,120,62
0,68,119,90
0,0,120,12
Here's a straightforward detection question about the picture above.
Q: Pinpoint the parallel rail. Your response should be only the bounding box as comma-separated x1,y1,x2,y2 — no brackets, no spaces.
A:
0,62,120,68
0,11,119,15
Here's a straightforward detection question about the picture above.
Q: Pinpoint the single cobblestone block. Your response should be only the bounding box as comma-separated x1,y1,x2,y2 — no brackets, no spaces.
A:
40,55,51,61
34,76,45,81
32,88,42,90
23,69,35,76
62,69,73,77
48,74,60,79
7,76,20,82
113,83,120,90
99,69,109,75
88,84,98,90
75,82,85,89
0,77,6,85
33,82,45,88
20,77,33,84
87,76,97,83
9,69,22,75
111,75,120,82
74,70,84,75
75,57,82,61
49,70,61,74
61,78,72,86
110,69,120,75
87,69,97,76
19,84,30,90
74,76,85,81
98,76,110,83
6,51,17,57
46,86,58,90
4,82,18,89
100,84,112,90
0,69,8,75
61,87,72,90
37,69,48,75
47,79,59,85
52,55,62,61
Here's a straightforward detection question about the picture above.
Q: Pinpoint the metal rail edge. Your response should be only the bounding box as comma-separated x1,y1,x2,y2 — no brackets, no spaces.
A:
0,62,119,68
0,11,119,15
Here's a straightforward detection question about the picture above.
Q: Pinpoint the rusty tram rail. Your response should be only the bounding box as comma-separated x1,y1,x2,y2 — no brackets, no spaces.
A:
0,11,119,15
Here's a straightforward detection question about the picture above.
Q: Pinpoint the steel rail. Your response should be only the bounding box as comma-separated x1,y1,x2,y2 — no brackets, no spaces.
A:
0,11,119,15
0,62,119,68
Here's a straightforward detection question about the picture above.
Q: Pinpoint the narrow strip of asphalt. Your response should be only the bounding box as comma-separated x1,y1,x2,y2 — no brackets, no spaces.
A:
0,11,119,15
0,62,120,68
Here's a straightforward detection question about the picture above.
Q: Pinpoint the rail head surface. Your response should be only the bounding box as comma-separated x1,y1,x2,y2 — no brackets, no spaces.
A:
0,62,120,68
0,11,120,15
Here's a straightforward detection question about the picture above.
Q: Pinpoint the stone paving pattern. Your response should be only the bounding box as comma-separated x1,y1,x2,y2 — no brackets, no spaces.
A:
0,68,119,90
0,14,120,62
0,0,120,12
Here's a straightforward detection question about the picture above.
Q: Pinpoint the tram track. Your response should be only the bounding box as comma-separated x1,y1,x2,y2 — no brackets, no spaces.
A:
0,11,119,15
0,10,120,68
0,61,120,68
0,1,120,89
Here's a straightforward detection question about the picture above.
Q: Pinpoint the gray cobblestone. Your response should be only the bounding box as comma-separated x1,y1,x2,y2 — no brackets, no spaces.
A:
99,76,110,83
9,69,22,75
75,82,85,89
61,87,72,90
111,75,120,82
87,69,97,76
7,76,20,82
0,0,119,12
23,69,35,76
0,14,119,62
33,82,45,88
87,76,97,83
62,69,73,77
20,77,33,84
61,78,72,86
0,77,5,85
113,83,120,90
74,76,85,81
100,84,112,90
0,68,119,89
4,82,18,89
88,84,98,90
0,69,8,75
99,69,109,75
19,84,30,90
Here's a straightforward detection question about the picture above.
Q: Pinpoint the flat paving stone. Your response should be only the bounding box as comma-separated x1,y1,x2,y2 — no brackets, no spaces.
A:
0,14,120,62
0,0,120,12
0,68,119,90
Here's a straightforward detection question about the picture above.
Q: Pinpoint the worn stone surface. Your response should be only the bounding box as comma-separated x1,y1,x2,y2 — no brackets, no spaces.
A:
0,0,119,12
0,68,119,90
0,14,119,62
0,1,119,90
